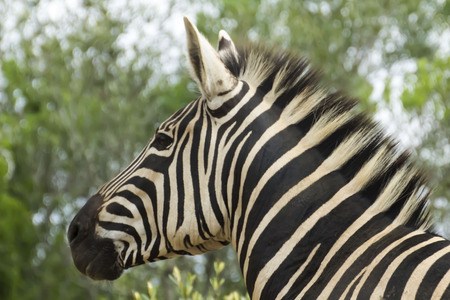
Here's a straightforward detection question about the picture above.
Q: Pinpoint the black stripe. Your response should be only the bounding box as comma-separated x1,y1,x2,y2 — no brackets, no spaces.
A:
162,173,173,254
203,109,212,173
183,235,193,248
175,136,189,231
356,233,434,299
344,273,364,300
416,251,450,299
210,82,249,118
125,250,134,267
384,240,449,298
98,221,144,266
120,241,129,264
116,188,152,249
224,94,283,230
106,202,133,218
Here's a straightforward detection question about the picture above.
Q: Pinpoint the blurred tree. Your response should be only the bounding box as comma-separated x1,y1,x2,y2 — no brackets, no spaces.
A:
398,56,450,236
0,130,37,299
0,0,448,299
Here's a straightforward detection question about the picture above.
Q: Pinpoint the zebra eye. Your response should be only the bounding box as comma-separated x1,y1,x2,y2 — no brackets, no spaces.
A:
153,132,173,150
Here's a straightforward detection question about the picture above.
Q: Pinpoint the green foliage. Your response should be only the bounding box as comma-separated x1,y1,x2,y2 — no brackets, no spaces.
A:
401,56,449,111
133,260,249,300
0,193,37,299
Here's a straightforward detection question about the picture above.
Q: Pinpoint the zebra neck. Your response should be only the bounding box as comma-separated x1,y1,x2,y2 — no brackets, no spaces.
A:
224,123,383,298
232,176,409,299
216,80,442,298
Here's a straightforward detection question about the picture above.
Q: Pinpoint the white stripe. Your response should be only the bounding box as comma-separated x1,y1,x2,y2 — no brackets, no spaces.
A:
275,244,321,300
225,131,251,237
339,267,367,300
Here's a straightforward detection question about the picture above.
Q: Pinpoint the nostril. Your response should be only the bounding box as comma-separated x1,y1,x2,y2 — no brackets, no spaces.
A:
68,221,80,243
68,194,103,245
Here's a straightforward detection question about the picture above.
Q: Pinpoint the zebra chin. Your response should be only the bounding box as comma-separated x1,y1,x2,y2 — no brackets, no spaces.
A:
68,194,124,281
72,237,124,281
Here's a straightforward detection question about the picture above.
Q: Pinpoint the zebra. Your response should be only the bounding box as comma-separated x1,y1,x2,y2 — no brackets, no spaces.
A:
68,17,450,299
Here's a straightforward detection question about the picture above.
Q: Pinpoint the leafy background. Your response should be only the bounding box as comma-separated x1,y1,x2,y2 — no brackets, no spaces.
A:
0,0,448,299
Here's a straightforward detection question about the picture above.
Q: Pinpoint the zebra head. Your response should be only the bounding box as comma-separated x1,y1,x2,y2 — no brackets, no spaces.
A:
68,18,246,280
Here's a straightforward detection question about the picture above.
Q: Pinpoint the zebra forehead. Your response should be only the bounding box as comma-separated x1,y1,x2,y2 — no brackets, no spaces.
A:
160,98,201,130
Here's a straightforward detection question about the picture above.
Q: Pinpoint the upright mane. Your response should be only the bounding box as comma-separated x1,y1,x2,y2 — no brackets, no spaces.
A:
221,44,433,231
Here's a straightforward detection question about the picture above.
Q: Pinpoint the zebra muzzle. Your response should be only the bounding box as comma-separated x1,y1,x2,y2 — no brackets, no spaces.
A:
68,194,123,280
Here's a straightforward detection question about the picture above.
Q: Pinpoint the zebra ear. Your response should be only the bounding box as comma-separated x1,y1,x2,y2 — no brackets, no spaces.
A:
184,17,238,100
218,30,240,66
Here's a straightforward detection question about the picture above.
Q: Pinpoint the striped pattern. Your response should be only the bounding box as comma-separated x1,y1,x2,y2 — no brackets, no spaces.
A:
88,19,450,299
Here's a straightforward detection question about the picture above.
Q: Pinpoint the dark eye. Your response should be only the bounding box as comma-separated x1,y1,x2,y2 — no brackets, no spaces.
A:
153,133,173,150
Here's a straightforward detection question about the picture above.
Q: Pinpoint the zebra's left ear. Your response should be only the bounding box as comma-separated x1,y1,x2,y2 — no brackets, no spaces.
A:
184,17,238,101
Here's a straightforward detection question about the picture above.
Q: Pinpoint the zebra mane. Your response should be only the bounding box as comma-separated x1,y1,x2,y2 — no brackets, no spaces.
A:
220,43,433,232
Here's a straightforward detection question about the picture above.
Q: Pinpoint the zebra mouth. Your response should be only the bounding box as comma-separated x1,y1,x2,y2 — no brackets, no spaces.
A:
70,235,124,281
84,249,124,281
